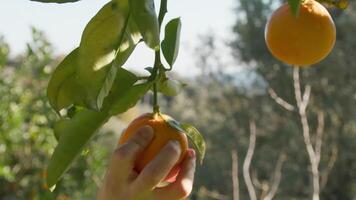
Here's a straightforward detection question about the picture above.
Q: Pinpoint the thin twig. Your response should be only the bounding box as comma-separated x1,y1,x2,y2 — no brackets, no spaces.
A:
315,111,325,164
243,120,257,200
263,153,287,200
231,150,240,200
320,146,338,189
267,87,295,111
293,67,320,200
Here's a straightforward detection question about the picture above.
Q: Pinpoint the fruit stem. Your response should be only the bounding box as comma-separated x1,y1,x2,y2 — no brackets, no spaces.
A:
151,0,168,114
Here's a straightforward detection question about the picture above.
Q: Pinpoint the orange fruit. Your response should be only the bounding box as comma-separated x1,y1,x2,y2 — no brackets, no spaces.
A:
265,0,336,66
118,113,188,182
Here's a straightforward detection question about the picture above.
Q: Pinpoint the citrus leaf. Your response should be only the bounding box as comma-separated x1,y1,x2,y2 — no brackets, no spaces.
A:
47,109,109,188
30,0,81,3
181,123,206,164
47,48,83,112
78,1,132,110
130,0,160,49
47,67,142,187
288,0,301,17
144,67,154,73
163,115,186,133
161,18,182,66
97,18,142,111
107,81,153,115
102,68,139,112
101,65,152,117
158,79,185,97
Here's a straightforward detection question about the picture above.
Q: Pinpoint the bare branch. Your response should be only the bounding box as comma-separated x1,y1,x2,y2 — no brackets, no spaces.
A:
302,85,311,107
251,170,264,190
231,150,240,200
293,66,320,200
263,153,287,200
243,120,257,200
293,67,303,108
267,87,295,111
320,146,338,189
315,111,325,164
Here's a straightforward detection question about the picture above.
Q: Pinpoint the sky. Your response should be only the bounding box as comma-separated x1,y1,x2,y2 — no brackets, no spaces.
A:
0,0,236,75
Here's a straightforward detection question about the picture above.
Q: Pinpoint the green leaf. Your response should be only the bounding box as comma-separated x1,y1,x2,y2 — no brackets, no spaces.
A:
287,0,301,17
30,0,81,3
101,65,152,117
130,0,160,49
158,79,186,97
47,109,109,188
102,68,139,111
107,81,153,115
164,115,186,133
161,18,182,66
47,68,149,187
47,48,83,112
181,123,206,164
78,1,134,110
144,67,154,73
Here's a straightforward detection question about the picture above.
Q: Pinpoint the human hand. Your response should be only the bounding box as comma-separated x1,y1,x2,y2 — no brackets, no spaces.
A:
97,125,196,200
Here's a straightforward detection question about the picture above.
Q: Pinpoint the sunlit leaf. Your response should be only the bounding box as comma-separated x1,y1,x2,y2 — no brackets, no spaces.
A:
47,48,83,112
130,0,160,49
181,123,206,164
107,82,153,115
46,109,109,188
47,68,146,187
161,18,182,66
158,79,186,96
77,1,132,110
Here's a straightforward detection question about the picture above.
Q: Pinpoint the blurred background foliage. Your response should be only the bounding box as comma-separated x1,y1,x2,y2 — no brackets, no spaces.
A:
1,0,356,199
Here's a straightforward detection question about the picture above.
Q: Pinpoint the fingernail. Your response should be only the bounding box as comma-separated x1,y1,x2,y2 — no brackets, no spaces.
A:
187,149,196,158
138,125,154,141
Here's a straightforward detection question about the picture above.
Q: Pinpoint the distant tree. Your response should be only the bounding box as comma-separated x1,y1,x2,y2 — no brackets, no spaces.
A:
0,29,114,200
231,0,356,199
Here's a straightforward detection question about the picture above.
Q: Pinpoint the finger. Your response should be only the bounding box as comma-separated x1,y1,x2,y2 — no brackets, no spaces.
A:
153,149,196,200
132,140,181,191
104,125,154,189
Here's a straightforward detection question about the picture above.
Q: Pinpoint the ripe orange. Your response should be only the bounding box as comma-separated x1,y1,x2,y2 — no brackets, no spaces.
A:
265,0,336,66
118,113,188,182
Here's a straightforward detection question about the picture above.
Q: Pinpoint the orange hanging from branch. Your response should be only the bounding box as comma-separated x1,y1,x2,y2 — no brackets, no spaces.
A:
265,0,336,66
118,113,188,182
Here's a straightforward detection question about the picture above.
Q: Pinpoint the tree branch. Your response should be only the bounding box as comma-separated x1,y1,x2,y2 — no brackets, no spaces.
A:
293,67,320,200
315,111,325,164
231,150,240,200
263,153,287,200
320,146,338,189
243,120,257,200
267,87,295,112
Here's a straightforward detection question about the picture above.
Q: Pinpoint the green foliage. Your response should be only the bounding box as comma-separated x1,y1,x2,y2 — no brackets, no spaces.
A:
157,79,186,96
181,123,206,164
161,18,182,67
47,48,83,112
47,109,109,188
0,29,112,199
0,36,9,67
47,67,152,188
40,0,201,188
77,1,131,110
130,0,160,49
